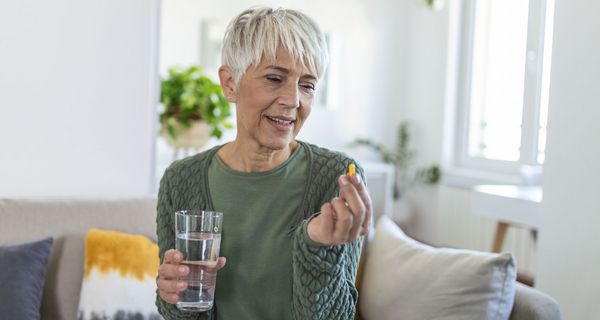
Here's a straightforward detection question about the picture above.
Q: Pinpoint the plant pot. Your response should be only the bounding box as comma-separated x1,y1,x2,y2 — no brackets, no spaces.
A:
161,120,211,149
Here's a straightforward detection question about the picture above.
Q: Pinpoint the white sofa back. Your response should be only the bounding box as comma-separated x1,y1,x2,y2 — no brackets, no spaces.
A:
0,198,157,320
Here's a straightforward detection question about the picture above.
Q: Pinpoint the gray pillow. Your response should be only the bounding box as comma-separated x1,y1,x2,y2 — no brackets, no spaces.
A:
0,237,53,320
360,216,516,320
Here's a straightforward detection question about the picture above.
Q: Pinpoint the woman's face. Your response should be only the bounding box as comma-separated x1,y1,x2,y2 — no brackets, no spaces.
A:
222,48,317,151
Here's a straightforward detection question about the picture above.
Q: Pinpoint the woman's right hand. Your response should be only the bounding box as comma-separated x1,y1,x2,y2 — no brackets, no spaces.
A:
157,249,227,304
307,173,372,246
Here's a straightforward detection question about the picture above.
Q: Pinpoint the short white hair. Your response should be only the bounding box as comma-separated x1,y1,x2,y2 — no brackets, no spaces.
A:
221,6,329,84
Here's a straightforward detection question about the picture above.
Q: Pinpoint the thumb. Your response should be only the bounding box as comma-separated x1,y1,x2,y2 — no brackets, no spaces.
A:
308,203,336,244
216,257,226,270
319,202,336,232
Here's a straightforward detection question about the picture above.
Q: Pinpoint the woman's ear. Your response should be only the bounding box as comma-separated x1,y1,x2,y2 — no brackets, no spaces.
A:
219,66,237,103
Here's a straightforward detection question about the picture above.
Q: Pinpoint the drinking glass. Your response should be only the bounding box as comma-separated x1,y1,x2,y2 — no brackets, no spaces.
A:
175,210,223,312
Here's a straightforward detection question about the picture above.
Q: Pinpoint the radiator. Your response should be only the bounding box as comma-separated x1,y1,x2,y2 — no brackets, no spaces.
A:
436,186,537,277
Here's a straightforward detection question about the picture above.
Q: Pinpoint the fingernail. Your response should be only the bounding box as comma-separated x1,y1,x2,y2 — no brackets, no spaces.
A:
175,253,183,261
340,176,349,185
179,266,187,274
353,173,361,183
177,282,186,290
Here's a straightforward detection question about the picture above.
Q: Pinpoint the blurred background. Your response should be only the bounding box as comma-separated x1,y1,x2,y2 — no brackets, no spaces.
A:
1,0,599,318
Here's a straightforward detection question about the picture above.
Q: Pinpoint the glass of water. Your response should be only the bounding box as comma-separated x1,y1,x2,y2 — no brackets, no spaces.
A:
175,210,223,312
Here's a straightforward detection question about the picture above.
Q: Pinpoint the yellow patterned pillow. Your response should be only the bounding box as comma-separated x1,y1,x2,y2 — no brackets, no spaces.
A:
77,229,162,320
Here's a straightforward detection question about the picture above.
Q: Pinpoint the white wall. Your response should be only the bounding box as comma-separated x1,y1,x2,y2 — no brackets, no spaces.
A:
395,3,450,244
535,0,600,318
350,1,451,244
0,0,159,197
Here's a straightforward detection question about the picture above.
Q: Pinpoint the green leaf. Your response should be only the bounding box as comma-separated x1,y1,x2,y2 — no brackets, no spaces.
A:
166,118,178,140
159,65,232,140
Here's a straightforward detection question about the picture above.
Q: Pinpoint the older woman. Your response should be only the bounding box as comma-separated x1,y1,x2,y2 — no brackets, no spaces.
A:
156,6,372,320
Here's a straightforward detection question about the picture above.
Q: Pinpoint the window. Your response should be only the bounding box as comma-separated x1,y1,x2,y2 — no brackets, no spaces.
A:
446,0,555,183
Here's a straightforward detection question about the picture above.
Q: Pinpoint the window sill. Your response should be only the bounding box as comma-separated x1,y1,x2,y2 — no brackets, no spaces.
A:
441,166,528,190
471,184,543,228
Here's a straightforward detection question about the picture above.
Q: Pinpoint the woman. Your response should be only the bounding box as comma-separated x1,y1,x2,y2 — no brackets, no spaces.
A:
156,6,372,320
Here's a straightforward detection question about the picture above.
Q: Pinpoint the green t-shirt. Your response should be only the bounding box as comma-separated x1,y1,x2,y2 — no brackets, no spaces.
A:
208,146,307,320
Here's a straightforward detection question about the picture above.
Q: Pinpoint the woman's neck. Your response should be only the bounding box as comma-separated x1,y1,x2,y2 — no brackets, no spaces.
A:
217,139,297,173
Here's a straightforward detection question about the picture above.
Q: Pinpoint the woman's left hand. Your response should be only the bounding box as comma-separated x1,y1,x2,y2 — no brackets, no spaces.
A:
307,173,372,245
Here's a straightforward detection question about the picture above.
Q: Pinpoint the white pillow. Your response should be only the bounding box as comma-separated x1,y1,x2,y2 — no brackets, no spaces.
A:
359,216,516,320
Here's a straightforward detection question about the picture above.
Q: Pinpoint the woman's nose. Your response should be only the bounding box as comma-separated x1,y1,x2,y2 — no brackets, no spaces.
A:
279,82,300,108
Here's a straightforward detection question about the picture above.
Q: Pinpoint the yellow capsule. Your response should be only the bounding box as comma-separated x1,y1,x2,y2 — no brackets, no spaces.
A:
348,163,356,177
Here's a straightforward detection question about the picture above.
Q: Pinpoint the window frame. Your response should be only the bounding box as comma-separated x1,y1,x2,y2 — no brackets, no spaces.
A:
443,0,554,187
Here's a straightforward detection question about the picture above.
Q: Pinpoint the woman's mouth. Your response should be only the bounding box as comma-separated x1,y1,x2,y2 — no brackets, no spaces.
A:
266,115,294,131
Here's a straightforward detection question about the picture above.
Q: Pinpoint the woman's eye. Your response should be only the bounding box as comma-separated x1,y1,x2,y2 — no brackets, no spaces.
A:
301,83,316,92
266,76,282,83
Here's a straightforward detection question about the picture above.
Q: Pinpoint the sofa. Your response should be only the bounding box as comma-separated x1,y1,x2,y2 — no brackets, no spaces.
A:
0,198,561,320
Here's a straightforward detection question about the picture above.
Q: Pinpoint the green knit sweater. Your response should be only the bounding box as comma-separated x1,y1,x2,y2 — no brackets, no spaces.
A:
155,141,364,320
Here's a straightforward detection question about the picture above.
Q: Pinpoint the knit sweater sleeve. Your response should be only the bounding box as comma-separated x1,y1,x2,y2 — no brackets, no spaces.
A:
290,143,365,320
291,219,363,320
155,166,212,320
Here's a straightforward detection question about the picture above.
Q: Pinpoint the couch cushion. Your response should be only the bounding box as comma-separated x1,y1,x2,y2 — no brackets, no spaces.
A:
77,229,162,320
0,237,53,320
0,198,158,320
359,216,517,320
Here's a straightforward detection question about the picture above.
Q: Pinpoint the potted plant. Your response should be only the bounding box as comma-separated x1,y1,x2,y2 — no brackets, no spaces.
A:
160,66,232,149
353,121,441,222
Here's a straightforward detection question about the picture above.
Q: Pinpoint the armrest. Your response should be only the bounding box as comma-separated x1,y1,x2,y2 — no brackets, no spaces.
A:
510,282,561,320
